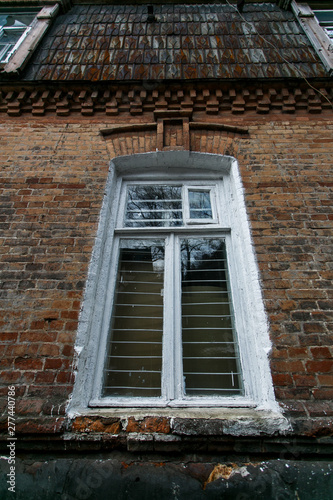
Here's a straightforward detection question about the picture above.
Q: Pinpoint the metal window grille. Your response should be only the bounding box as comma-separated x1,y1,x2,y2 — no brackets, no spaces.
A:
102,184,243,402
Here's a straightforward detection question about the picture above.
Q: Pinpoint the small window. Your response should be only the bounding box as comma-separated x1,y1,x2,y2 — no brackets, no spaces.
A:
185,187,217,224
124,184,217,227
0,9,38,63
187,189,213,219
313,10,333,39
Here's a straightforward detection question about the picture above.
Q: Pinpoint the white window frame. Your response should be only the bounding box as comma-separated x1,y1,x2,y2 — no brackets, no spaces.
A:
0,10,37,63
183,185,218,225
1,5,59,74
292,1,333,74
92,180,242,407
69,151,279,414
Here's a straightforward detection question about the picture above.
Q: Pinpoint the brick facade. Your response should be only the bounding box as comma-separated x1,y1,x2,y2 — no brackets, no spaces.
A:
1,110,332,439
0,1,333,496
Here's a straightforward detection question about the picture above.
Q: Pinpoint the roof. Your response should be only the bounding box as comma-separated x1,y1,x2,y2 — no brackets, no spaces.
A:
23,3,327,81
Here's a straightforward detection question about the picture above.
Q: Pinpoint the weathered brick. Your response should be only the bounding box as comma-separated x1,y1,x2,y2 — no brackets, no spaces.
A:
44,358,63,369
288,347,308,359
126,417,171,434
312,388,333,400
310,347,332,359
16,398,44,415
272,373,293,386
304,402,333,417
14,358,44,370
0,104,332,441
71,417,121,434
306,360,333,373
292,374,317,387
271,360,304,373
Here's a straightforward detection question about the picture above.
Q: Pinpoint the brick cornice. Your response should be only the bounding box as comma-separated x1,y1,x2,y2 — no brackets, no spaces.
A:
0,82,332,117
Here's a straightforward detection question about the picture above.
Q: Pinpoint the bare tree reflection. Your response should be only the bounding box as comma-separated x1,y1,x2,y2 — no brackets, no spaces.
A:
126,185,183,227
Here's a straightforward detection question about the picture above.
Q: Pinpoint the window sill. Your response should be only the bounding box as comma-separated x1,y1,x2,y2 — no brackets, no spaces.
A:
68,406,291,438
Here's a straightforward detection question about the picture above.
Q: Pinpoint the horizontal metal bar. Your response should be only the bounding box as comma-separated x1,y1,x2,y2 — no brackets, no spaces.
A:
182,280,228,285
119,281,163,285
120,262,164,267
119,272,161,276
184,372,239,376
181,302,230,306
182,314,232,318
108,355,162,359
182,290,229,294
182,268,226,273
182,327,233,331
118,291,162,295
112,328,163,332
104,386,160,390
185,388,241,392
111,341,162,344
117,303,163,308
183,357,238,360
114,316,163,320
104,369,161,373
189,259,226,262
182,341,236,344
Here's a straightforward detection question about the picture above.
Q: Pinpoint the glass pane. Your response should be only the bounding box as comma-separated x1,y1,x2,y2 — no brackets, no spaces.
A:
188,190,213,219
181,238,242,396
0,13,35,29
103,239,164,397
314,10,333,39
0,29,24,44
313,10,333,23
0,10,37,62
125,185,183,227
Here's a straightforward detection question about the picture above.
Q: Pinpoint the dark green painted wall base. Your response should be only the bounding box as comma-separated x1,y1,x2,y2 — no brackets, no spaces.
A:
1,457,332,500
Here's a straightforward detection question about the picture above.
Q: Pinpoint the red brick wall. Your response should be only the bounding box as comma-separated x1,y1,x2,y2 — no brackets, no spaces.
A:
0,119,111,432
0,113,332,437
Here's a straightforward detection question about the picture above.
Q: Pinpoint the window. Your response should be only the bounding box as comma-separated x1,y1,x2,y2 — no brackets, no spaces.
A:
0,9,38,63
69,151,277,412
292,2,333,74
100,182,242,405
313,9,333,39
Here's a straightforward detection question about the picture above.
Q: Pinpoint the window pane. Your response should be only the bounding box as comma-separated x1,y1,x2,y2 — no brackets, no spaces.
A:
181,238,242,396
314,10,333,39
0,29,24,60
103,240,164,397
188,190,213,219
0,11,37,62
0,13,36,29
125,185,183,227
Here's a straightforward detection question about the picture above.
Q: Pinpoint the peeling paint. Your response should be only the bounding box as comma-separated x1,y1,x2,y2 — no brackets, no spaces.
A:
204,464,237,486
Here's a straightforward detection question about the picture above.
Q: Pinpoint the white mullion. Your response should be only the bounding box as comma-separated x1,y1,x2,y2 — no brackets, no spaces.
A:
161,233,175,401
183,184,190,223
173,235,184,400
